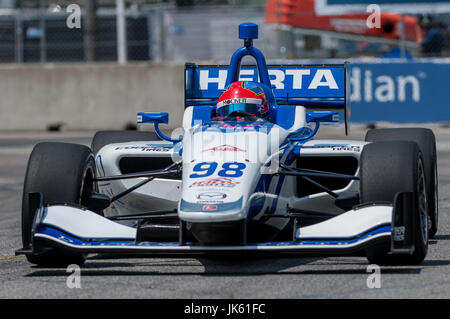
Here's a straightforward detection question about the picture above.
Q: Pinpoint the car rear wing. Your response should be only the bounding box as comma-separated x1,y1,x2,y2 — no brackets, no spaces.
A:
185,63,351,134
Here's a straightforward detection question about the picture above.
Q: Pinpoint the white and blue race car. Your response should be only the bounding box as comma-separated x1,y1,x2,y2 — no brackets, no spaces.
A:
17,23,438,267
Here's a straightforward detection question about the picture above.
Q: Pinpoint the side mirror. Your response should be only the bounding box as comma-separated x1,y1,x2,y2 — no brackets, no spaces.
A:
137,112,169,125
136,112,181,143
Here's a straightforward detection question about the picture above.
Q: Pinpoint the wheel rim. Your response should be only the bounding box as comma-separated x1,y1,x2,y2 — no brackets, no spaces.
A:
80,157,96,206
418,158,428,244
434,160,438,226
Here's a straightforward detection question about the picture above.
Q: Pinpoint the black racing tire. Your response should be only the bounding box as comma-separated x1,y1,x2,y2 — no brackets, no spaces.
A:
91,130,159,155
22,142,96,267
365,128,438,238
360,141,428,265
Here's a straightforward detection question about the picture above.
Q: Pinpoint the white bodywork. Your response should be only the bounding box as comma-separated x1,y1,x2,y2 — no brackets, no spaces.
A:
96,141,181,218
29,106,395,254
95,106,367,226
34,203,392,252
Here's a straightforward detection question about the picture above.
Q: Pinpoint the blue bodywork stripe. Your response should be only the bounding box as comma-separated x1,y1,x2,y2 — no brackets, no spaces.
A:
37,226,135,246
268,141,304,214
280,127,312,149
97,154,106,177
36,224,391,247
191,106,215,126
274,105,296,130
196,121,275,134
248,168,274,218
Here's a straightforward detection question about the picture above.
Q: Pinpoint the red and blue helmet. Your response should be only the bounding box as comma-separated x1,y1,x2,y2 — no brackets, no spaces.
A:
216,81,269,118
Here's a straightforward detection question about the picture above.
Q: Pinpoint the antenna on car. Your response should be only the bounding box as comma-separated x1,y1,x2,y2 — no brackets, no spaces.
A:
239,22,258,48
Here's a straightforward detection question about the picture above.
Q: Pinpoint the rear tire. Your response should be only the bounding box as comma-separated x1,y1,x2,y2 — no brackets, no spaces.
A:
365,128,438,237
91,130,159,155
360,141,428,265
22,142,96,267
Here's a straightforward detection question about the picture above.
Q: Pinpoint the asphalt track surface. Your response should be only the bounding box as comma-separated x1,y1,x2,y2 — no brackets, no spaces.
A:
1,125,450,299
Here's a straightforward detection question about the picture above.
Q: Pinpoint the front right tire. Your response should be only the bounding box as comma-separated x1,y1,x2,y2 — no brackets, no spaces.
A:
365,128,438,237
360,141,428,265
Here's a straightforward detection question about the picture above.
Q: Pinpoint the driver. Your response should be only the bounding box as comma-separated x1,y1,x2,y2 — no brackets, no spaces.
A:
213,81,269,122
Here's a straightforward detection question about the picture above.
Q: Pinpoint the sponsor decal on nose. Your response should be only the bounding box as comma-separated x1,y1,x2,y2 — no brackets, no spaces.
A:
203,144,245,152
202,205,218,211
197,192,227,199
189,178,241,188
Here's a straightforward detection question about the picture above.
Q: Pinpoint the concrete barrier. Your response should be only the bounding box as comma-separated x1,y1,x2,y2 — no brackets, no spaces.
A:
0,62,185,130
2,60,450,131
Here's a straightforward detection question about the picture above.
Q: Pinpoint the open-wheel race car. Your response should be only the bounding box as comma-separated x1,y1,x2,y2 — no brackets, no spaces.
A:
17,23,438,267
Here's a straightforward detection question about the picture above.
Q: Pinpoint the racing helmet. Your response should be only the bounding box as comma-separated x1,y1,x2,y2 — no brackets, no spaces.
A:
216,81,269,118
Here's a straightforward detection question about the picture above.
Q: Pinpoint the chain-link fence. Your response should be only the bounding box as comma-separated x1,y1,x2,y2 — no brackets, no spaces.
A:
0,7,150,62
1,3,450,63
0,4,271,63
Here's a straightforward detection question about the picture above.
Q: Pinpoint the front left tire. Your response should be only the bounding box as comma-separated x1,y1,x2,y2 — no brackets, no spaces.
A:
22,142,96,267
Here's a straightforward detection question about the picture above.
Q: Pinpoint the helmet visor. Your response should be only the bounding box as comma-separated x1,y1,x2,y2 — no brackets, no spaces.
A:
217,103,259,117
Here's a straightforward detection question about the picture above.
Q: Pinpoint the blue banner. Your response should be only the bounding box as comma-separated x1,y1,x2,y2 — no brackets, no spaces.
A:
328,0,450,3
349,60,450,123
316,0,450,14
186,65,345,100
186,60,450,123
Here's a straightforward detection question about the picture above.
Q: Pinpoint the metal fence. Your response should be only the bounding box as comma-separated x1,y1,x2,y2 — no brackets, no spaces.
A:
0,5,272,63
0,7,150,63
1,4,450,63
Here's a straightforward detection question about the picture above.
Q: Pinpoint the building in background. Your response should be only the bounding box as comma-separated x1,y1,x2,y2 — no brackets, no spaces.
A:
0,0,449,63
0,0,14,8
